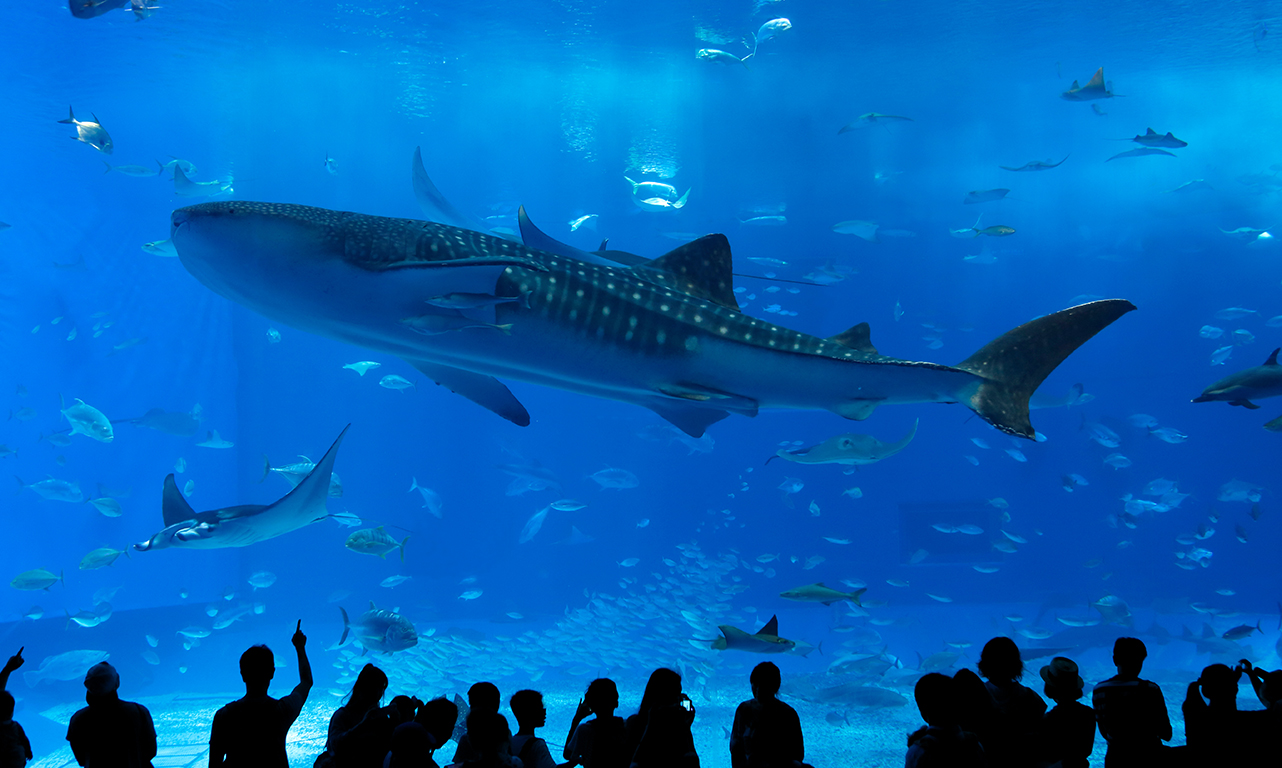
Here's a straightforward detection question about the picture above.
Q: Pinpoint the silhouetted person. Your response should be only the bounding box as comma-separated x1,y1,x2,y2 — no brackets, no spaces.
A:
905,673,984,768
453,683,502,765
208,620,313,767
510,690,566,768
324,664,390,767
1092,637,1170,768
977,637,1045,768
1036,657,1094,768
393,697,457,768
626,668,699,768
951,668,999,750
0,649,31,768
1182,663,1261,766
729,662,809,768
66,662,157,768
564,679,628,768
1239,659,1282,712
456,712,520,768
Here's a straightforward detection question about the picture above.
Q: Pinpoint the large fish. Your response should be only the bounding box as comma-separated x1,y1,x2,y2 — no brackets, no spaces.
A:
169,201,1134,439
133,426,347,551
770,419,916,467
338,602,418,653
23,650,109,687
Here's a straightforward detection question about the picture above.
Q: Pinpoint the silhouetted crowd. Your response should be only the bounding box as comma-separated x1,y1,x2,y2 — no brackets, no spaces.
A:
1,626,1280,768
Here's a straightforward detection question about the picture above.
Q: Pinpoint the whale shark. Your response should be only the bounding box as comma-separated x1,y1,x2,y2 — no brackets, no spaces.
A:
1193,348,1282,409
133,426,348,551
169,201,1134,439
768,418,917,467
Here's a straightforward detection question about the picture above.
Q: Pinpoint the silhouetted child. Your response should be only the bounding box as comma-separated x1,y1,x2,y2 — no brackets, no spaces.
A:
1239,659,1282,712
627,668,699,768
729,662,810,768
66,662,157,768
456,711,520,768
396,697,457,768
0,649,31,768
905,673,984,768
976,636,1046,768
208,620,313,767
453,682,502,765
510,689,566,768
564,678,628,768
1182,663,1262,766
1037,657,1094,768
1092,637,1171,768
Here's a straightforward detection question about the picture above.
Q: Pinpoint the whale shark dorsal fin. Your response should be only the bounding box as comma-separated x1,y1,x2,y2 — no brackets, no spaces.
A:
598,238,609,252
758,614,780,636
1265,348,1280,366
162,473,196,528
1085,68,1106,89
829,322,879,355
646,234,740,311
370,600,377,610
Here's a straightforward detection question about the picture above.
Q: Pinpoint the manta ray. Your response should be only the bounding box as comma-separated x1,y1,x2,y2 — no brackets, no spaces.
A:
769,417,917,467
1000,157,1068,172
169,190,1133,440
1061,68,1115,101
134,426,348,551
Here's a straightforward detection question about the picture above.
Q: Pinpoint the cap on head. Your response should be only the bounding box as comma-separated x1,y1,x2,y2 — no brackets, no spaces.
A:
84,662,119,695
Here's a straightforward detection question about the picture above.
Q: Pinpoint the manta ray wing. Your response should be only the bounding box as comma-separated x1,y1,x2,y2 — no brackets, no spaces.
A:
265,424,350,527
411,147,493,235
162,474,198,527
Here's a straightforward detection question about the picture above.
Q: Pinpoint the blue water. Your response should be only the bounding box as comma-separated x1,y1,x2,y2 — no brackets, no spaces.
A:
1,0,1280,765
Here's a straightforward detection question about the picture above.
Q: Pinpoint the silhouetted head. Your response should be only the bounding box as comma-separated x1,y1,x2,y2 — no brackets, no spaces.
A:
349,664,389,712
1112,637,1147,675
0,691,14,721
239,645,275,686
585,678,619,715
417,697,459,747
1199,664,1241,705
468,681,500,714
465,711,513,758
638,668,682,719
388,722,433,765
1040,657,1085,702
1260,670,1282,707
914,673,958,726
510,689,546,730
977,637,1024,682
751,662,782,699
84,662,120,696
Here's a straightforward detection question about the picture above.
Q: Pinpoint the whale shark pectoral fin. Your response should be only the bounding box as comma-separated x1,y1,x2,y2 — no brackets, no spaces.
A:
958,299,1136,439
407,359,531,427
162,474,197,528
644,234,739,310
647,400,732,439
411,147,488,234
830,399,884,421
828,322,879,355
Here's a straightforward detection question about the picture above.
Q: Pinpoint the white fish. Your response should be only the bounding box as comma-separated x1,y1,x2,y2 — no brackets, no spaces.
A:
380,575,411,588
61,399,113,443
342,361,382,376
141,239,177,257
519,507,549,544
408,477,443,518
590,468,639,490
618,558,641,567
550,499,586,512
247,571,277,590
173,167,232,198
459,589,483,600
568,214,598,232
196,430,234,448
1199,325,1224,339
379,375,415,391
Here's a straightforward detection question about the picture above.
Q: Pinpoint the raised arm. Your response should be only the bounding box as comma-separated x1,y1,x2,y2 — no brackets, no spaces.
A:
563,698,592,761
0,648,23,691
292,620,313,701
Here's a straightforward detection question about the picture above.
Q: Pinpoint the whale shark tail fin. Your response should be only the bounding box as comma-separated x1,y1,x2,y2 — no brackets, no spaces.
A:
957,300,1136,439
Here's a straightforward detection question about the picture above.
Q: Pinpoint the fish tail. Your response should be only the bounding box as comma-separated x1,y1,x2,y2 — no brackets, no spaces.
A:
102,161,113,174
338,607,350,647
711,637,727,651
408,476,419,493
57,106,75,124
399,536,410,563
495,324,513,335
955,300,1136,439
260,455,272,483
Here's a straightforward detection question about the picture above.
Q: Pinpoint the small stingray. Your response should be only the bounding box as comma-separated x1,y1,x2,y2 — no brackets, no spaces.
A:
963,188,1010,204
1061,67,1115,101
1130,128,1187,148
832,220,879,241
768,420,917,467
838,113,913,133
1000,157,1068,172
1107,148,1176,162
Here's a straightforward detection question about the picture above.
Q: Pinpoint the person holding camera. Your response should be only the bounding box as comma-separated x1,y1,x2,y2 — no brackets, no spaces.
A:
625,669,699,768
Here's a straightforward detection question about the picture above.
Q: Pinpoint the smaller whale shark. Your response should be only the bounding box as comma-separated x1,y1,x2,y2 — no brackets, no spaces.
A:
1062,68,1115,101
1193,348,1282,409
1107,148,1176,162
134,426,348,551
712,615,796,654
769,418,918,467
1000,157,1068,172
1131,128,1187,148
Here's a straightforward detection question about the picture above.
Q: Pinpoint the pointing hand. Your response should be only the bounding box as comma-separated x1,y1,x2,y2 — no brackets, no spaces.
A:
3,648,23,674
292,620,307,650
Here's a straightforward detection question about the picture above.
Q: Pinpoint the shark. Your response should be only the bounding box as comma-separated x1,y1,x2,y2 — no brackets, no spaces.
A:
1061,68,1115,101
133,425,347,551
1193,348,1282,409
169,199,1134,439
768,418,917,467
712,615,796,653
